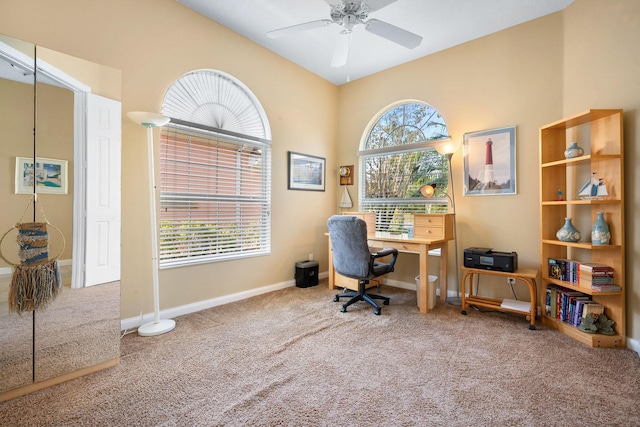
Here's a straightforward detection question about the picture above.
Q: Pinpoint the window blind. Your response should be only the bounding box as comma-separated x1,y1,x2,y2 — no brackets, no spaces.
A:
159,123,271,268
359,149,449,233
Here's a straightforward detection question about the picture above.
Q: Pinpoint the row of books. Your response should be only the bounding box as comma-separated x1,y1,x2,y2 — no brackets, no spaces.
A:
547,258,620,292
545,285,605,327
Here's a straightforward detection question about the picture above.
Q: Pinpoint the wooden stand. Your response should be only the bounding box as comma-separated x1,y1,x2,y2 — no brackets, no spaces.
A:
460,267,539,329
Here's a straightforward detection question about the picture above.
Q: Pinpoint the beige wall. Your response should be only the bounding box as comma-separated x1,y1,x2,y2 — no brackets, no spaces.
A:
0,0,637,343
337,0,639,340
337,13,565,298
0,0,338,318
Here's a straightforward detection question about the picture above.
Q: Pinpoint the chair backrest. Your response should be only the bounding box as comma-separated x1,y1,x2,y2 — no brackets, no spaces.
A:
327,215,371,279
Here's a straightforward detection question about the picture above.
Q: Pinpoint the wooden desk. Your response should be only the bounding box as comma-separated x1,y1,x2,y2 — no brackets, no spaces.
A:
460,267,539,329
327,234,450,313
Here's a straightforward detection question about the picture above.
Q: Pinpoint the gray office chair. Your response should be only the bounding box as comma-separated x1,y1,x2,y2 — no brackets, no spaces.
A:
327,215,398,315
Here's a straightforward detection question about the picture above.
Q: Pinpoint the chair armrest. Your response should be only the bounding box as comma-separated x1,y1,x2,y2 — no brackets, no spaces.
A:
372,248,398,258
371,247,399,273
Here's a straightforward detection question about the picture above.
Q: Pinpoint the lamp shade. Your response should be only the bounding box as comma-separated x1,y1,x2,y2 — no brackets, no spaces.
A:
419,184,435,199
435,139,461,156
127,111,170,128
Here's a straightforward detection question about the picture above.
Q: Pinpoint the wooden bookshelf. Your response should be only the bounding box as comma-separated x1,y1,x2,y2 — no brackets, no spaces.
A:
539,109,625,348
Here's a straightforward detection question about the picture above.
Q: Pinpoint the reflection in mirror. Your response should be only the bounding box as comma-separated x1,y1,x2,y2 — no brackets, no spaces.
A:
0,33,121,396
33,46,121,383
0,33,35,394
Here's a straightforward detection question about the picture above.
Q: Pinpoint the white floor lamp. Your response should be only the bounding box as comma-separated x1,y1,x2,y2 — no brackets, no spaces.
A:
436,139,462,306
127,111,176,336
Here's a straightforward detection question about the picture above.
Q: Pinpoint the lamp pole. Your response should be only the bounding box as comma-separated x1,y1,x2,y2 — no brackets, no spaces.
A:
127,111,176,336
433,139,462,306
444,152,461,306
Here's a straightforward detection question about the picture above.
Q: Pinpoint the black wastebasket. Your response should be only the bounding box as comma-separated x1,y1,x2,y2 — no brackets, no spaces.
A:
295,260,319,288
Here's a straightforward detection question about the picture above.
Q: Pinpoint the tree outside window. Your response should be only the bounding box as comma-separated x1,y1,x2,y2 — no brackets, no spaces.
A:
360,102,451,232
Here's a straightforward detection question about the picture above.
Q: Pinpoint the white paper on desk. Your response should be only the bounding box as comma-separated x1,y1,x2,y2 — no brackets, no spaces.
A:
500,299,531,313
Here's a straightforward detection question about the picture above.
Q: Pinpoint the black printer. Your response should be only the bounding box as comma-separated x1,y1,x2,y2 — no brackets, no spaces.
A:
463,247,518,272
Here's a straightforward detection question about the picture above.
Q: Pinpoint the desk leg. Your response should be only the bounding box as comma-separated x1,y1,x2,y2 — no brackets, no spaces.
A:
419,245,428,313
439,243,448,302
328,239,335,290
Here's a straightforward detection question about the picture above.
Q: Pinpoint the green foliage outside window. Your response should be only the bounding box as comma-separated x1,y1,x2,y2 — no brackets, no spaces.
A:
361,102,451,232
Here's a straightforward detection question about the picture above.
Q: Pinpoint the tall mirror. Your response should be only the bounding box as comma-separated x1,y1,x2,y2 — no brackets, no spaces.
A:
0,33,121,396
0,33,36,393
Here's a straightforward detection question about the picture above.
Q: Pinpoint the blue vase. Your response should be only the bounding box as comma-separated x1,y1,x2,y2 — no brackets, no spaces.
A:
591,212,611,245
564,142,584,159
556,217,581,242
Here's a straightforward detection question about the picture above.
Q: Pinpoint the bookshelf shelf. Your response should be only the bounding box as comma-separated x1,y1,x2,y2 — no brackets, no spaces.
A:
543,277,622,296
539,109,626,348
541,239,622,250
543,316,625,348
541,199,621,206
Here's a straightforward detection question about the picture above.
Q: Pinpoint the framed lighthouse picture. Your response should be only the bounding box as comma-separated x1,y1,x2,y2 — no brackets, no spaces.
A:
462,126,516,196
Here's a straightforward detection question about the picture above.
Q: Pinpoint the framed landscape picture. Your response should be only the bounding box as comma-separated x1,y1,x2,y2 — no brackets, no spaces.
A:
288,151,325,191
463,126,516,196
15,156,68,195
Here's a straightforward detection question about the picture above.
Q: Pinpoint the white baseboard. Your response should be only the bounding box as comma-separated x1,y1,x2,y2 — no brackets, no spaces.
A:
121,271,329,331
0,258,72,275
383,277,443,297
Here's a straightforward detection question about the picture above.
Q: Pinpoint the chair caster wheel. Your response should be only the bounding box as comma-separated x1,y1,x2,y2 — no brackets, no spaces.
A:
333,295,339,302
340,306,347,313
374,308,381,315
383,300,389,305
461,310,467,315
529,325,536,330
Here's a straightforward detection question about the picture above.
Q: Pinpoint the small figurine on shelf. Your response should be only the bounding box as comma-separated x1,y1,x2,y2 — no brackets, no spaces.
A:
595,314,615,335
556,189,564,201
578,314,598,334
577,172,608,199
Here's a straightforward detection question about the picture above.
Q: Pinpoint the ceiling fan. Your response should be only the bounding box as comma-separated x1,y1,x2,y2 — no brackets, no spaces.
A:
266,0,423,68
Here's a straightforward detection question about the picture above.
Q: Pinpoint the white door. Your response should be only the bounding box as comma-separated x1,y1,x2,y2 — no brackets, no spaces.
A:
85,93,121,286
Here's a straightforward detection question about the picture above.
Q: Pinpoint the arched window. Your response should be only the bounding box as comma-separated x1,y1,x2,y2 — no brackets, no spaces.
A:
158,70,271,268
359,101,450,232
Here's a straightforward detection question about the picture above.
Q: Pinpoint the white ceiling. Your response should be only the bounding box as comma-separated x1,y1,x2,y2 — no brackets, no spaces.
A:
178,0,574,85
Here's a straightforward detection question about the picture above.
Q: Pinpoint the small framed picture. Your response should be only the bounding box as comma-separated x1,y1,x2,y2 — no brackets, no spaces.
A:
288,151,325,191
15,156,69,195
463,126,516,196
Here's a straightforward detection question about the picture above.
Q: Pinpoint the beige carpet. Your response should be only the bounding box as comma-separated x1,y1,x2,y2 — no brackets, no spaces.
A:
0,278,120,392
1,280,639,426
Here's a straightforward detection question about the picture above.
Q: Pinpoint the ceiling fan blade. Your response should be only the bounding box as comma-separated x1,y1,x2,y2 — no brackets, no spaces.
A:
365,19,422,49
363,0,398,12
331,33,350,68
267,19,333,38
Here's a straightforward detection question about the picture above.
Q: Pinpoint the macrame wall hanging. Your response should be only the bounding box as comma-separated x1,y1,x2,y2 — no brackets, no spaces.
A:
0,195,65,314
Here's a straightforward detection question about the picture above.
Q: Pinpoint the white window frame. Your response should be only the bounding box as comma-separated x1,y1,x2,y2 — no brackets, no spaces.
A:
159,70,271,268
358,101,451,231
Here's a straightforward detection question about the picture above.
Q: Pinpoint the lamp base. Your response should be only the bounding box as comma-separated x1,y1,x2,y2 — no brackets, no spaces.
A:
138,319,176,337
446,296,462,307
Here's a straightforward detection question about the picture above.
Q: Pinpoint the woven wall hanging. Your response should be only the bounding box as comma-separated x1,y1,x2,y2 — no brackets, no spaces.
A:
0,196,65,314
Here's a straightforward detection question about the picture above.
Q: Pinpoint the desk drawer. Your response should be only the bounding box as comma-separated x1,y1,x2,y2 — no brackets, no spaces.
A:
414,226,445,240
370,240,421,253
414,215,445,227
414,214,454,240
